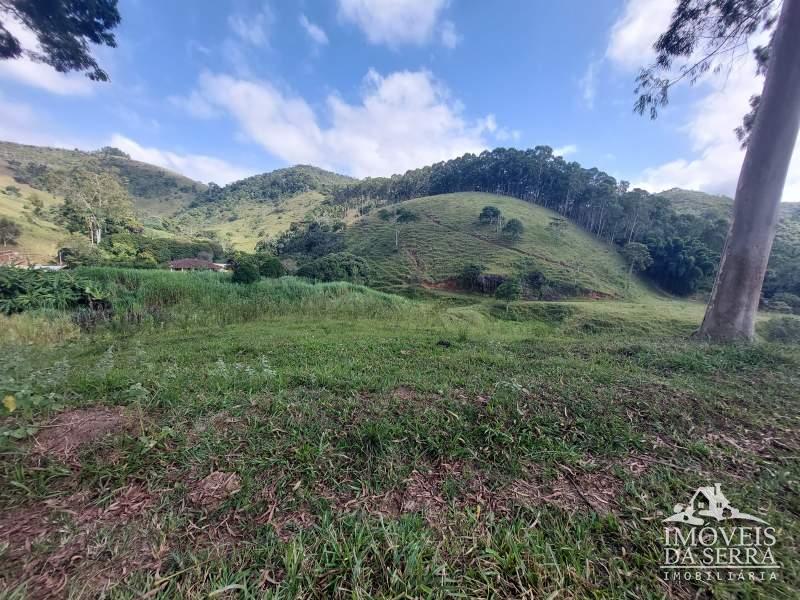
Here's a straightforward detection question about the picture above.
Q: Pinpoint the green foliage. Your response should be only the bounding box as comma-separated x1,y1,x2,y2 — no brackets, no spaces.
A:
623,242,653,273
58,234,102,267
0,267,106,314
0,0,120,81
377,208,392,221
2,141,204,218
276,221,345,257
100,233,223,264
297,252,369,284
71,268,406,327
502,218,524,240
231,253,285,284
395,208,419,223
231,260,260,285
495,279,522,303
760,316,800,344
0,216,21,246
458,263,484,292
54,167,139,244
644,236,715,295
479,205,502,224
770,292,800,314
254,255,285,278
196,165,353,206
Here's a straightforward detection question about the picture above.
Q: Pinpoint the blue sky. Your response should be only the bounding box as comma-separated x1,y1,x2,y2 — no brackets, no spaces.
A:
1,0,796,199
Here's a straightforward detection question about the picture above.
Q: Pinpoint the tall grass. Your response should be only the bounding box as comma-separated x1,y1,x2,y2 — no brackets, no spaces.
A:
76,267,417,328
0,310,81,345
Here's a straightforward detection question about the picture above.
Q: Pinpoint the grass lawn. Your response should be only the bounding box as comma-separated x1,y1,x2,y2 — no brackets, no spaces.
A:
0,271,798,598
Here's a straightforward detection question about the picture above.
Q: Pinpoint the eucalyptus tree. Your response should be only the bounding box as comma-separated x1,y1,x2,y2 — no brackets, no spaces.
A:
0,0,120,81
635,0,800,341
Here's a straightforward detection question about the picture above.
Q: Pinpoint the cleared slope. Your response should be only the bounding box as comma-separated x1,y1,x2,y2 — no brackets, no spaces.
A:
178,191,335,251
0,173,65,258
0,141,205,218
345,193,642,298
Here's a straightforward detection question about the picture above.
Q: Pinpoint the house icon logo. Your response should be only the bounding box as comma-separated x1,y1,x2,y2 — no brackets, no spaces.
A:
660,482,779,583
664,483,768,526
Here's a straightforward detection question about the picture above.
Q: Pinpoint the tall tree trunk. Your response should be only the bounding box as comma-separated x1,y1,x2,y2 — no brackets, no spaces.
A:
696,0,800,342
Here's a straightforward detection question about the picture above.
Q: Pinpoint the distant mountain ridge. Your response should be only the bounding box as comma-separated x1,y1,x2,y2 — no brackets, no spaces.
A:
0,141,205,217
196,164,354,207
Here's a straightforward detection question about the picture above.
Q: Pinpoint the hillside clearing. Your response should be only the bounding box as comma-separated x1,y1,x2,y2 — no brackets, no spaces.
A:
346,193,644,298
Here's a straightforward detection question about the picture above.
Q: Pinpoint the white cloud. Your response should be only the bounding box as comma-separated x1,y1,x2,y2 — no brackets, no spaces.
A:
0,13,95,95
440,20,461,49
228,4,274,47
579,61,597,109
633,60,800,202
606,0,675,70
554,144,578,157
337,0,451,47
110,134,255,185
187,68,507,177
299,14,329,45
168,91,219,119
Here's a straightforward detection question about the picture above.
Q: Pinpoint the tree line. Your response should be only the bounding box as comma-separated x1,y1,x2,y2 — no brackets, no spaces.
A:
330,146,726,295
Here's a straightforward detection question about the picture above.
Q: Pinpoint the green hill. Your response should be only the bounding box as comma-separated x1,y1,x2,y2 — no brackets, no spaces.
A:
176,165,355,249
0,141,205,218
658,187,798,220
344,192,640,298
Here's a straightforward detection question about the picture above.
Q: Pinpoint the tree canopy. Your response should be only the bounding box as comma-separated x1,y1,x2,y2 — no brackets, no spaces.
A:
0,0,121,81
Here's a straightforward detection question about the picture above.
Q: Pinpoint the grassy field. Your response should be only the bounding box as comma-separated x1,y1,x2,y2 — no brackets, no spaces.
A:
0,174,65,259
346,193,644,298
0,268,797,598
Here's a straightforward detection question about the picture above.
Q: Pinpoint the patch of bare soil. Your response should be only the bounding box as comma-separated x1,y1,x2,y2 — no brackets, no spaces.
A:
392,386,420,402
0,483,163,599
257,483,315,541
188,471,242,509
508,464,623,516
31,407,132,464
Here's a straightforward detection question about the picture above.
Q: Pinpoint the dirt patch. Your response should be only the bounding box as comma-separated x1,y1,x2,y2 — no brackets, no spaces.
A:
0,483,163,599
257,483,315,541
188,471,242,509
31,407,132,464
508,464,623,516
703,430,797,457
392,386,419,402
421,278,460,291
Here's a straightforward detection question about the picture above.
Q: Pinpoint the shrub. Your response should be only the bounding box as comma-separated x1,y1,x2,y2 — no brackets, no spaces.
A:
502,218,525,240
255,255,286,278
231,260,260,284
760,316,800,343
479,206,501,224
458,264,484,291
396,208,419,223
495,280,521,304
296,252,369,284
770,292,800,314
